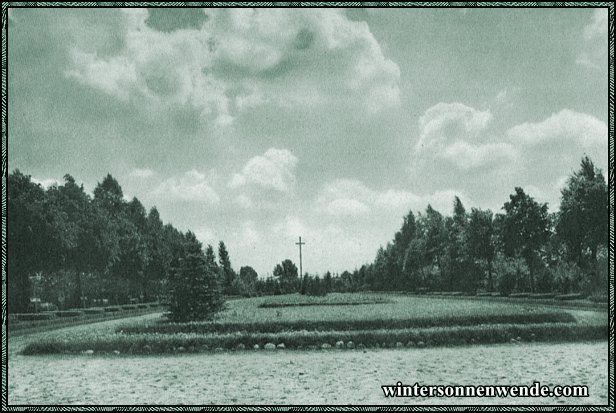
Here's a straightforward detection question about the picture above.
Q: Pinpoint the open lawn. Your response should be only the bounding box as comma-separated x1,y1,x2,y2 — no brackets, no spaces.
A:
20,293,607,355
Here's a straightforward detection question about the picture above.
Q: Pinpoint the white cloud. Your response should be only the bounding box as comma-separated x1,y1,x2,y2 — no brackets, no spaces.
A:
66,8,400,126
152,169,220,204
414,102,515,170
230,148,298,192
441,140,518,170
316,178,470,218
417,102,493,149
506,109,607,148
66,50,137,102
130,168,155,178
31,177,60,189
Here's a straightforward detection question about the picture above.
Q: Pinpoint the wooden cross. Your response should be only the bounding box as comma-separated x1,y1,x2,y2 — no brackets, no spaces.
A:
296,236,305,291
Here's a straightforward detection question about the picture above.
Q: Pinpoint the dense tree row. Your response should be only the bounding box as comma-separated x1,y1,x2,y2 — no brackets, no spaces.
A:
7,171,229,315
335,156,608,296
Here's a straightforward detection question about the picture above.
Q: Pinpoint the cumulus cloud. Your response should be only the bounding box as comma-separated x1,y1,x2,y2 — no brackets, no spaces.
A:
417,102,493,147
440,141,519,170
152,169,220,203
414,102,517,170
230,148,298,192
66,8,400,126
506,109,607,148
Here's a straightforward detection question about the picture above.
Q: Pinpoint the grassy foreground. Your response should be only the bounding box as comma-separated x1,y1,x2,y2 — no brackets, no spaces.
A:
21,293,608,355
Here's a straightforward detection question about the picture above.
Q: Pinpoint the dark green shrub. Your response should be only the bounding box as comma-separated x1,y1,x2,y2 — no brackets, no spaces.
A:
166,233,224,322
121,305,137,310
104,306,121,312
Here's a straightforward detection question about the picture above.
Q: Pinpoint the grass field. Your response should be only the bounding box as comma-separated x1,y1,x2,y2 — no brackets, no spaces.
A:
21,293,608,355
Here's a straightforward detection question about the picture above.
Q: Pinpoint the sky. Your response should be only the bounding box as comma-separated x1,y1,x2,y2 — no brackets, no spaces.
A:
7,6,609,276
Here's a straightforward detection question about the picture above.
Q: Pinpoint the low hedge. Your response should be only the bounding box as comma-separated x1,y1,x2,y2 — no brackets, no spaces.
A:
55,310,84,318
528,293,556,299
83,308,105,315
258,300,392,308
15,313,56,322
104,307,122,312
121,305,138,310
555,293,584,301
118,312,575,335
22,322,606,355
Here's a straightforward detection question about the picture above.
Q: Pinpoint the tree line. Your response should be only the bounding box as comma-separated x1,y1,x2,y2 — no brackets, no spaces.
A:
331,156,608,297
8,171,248,314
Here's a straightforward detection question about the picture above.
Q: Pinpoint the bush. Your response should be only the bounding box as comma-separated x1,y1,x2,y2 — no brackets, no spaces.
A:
509,293,530,298
104,306,121,312
494,255,528,296
121,305,137,310
167,233,225,322
549,262,579,294
137,304,149,309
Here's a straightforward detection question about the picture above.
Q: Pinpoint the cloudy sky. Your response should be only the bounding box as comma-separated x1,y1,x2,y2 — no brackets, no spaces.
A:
8,7,609,276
